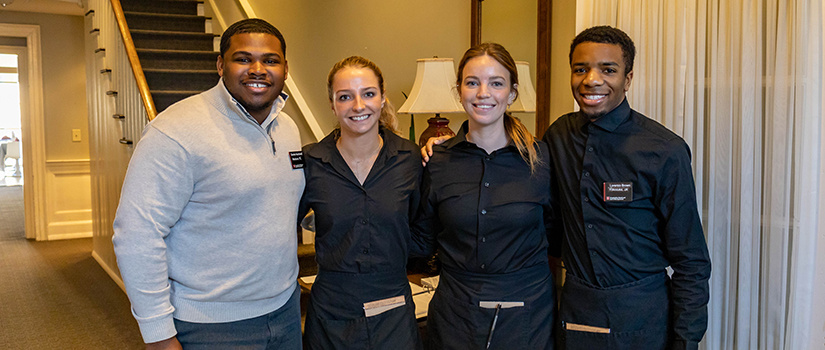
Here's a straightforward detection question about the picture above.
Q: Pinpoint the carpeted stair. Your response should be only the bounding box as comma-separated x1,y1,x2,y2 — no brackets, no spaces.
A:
119,0,219,113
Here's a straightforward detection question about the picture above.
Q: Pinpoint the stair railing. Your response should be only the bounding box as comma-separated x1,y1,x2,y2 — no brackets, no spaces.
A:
86,0,154,151
109,0,157,122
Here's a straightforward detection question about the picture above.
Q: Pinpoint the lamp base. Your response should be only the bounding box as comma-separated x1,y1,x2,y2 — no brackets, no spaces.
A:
418,116,455,147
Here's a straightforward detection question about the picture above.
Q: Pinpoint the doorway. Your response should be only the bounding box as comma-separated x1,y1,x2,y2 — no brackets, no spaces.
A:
1,49,24,186
0,23,46,241
0,46,25,241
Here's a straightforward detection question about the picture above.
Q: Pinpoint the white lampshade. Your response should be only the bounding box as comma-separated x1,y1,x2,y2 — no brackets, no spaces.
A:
508,61,537,113
398,58,464,114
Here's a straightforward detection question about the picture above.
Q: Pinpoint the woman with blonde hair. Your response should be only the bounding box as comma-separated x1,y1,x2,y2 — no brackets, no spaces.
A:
299,56,423,349
412,43,559,349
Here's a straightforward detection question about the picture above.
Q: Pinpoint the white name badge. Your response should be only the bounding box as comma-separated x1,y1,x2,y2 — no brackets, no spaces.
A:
479,301,524,309
363,295,406,317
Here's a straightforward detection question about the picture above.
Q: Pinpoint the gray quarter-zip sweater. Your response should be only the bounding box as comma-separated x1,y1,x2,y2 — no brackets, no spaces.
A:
113,80,305,343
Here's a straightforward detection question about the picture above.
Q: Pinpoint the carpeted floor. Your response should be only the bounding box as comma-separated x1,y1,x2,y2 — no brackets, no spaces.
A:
0,222,144,348
0,185,25,241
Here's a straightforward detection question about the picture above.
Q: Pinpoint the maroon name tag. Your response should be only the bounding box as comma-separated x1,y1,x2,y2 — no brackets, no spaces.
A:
603,182,632,202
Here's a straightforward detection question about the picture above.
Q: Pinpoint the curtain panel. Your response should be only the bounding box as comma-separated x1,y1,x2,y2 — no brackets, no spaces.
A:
575,1,823,349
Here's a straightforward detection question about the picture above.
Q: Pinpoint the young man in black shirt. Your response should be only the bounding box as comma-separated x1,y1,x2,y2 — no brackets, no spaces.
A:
542,25,711,350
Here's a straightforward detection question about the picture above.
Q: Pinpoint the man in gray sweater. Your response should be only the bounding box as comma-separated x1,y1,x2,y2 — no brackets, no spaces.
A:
113,19,305,349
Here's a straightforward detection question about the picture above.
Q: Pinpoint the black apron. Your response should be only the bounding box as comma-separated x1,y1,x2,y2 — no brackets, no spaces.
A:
559,271,670,350
426,263,556,350
304,269,423,350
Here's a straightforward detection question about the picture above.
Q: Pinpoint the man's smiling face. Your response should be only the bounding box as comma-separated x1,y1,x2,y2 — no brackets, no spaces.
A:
570,42,633,119
217,33,288,123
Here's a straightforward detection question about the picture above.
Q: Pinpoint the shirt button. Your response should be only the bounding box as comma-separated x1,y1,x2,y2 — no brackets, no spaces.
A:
584,172,590,177
481,264,486,269
485,156,492,161
584,197,590,202
587,224,593,229
361,219,367,224
481,237,486,243
484,182,490,188
362,249,369,254
481,209,487,215
588,147,594,152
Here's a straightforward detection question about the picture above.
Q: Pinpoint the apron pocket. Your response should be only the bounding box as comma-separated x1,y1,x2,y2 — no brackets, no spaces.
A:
476,302,530,350
366,301,422,350
560,272,669,350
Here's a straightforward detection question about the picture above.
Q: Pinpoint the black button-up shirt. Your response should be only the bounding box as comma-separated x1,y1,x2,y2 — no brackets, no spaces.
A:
412,122,559,273
542,99,711,346
299,128,422,273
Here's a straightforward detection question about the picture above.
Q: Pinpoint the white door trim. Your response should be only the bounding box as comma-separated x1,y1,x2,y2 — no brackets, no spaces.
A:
0,23,47,241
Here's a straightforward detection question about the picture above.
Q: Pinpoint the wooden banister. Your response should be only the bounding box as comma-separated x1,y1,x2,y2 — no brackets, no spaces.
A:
109,0,157,121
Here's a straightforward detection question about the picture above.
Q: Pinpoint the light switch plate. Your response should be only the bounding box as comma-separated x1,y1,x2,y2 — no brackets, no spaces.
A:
72,129,81,142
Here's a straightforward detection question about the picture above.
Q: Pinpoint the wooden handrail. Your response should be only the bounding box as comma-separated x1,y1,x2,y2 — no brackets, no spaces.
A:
109,0,157,121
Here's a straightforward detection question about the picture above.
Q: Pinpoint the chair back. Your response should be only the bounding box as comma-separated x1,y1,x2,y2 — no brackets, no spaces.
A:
6,141,21,159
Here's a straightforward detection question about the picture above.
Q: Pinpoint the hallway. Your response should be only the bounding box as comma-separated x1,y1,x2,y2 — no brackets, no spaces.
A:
0,188,143,349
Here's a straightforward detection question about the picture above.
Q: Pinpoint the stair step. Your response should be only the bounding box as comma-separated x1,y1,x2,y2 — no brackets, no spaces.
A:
124,11,208,33
151,90,205,112
120,0,203,15
145,69,218,94
131,30,217,51
137,48,219,70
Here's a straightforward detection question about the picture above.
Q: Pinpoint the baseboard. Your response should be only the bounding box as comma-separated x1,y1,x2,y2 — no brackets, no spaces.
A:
92,249,127,293
46,231,93,241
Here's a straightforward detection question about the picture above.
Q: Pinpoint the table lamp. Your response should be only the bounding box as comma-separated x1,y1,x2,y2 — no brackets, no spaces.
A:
398,58,465,146
507,61,537,113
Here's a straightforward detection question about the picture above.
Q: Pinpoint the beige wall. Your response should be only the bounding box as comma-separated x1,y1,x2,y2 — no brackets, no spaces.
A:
481,0,539,136
219,1,574,141
240,1,471,144
549,0,578,124
0,11,89,161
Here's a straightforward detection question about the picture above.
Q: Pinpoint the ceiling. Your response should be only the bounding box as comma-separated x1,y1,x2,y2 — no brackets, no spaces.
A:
0,0,85,16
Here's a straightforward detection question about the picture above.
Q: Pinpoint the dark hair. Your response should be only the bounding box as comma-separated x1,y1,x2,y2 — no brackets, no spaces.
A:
456,43,541,173
327,56,399,135
220,19,286,57
569,25,635,73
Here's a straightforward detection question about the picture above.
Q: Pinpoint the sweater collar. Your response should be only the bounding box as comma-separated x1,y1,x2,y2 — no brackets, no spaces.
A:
207,78,290,129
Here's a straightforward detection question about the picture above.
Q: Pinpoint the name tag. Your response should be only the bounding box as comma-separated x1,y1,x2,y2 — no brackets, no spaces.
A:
479,301,524,309
363,295,405,317
289,151,304,169
564,321,611,334
603,182,632,202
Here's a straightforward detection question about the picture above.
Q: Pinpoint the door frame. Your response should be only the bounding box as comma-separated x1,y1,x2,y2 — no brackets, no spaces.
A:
0,23,47,241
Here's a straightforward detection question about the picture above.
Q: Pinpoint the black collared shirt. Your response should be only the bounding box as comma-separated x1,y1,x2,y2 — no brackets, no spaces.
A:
542,99,711,345
299,128,422,273
412,122,559,273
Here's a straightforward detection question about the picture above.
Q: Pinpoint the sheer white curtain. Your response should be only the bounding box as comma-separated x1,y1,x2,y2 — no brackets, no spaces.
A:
575,1,823,349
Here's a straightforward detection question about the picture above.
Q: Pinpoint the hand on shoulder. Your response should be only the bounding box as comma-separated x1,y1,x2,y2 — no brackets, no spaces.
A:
420,135,451,166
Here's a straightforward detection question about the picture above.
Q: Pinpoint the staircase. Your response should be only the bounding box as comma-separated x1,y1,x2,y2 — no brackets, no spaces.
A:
119,0,220,113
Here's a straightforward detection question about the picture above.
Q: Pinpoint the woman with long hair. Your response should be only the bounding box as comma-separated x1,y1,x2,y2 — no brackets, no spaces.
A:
299,56,423,349
412,43,559,349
